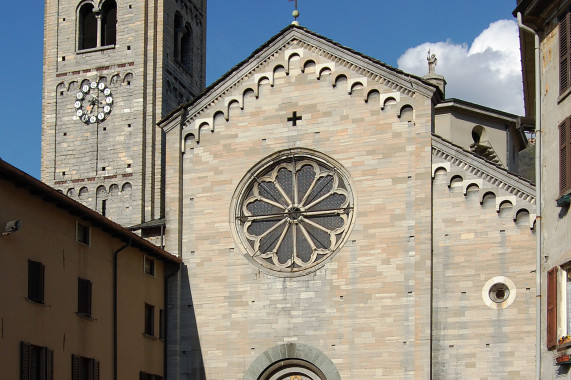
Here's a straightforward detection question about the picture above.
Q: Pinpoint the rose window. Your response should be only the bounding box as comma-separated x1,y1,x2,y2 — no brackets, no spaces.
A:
232,151,355,276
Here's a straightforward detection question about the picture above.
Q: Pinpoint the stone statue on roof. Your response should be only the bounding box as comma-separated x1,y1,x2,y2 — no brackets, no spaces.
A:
427,50,437,74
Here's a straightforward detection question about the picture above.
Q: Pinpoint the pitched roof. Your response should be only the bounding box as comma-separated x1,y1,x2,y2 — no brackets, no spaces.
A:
159,24,441,126
0,158,181,264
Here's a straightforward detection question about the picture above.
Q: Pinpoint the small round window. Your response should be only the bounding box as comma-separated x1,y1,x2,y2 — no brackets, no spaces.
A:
489,282,510,303
231,149,355,277
482,276,516,309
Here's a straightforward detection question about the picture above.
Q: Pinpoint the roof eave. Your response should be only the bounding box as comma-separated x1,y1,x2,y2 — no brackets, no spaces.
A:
0,159,181,265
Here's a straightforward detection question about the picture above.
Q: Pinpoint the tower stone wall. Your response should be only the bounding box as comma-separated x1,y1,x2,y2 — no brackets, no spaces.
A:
41,0,206,226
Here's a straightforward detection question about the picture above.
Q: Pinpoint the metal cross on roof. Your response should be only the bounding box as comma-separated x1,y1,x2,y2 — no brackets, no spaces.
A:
289,0,300,25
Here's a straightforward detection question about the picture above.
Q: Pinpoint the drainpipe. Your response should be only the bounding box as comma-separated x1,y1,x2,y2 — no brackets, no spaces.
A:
517,12,541,380
113,239,132,380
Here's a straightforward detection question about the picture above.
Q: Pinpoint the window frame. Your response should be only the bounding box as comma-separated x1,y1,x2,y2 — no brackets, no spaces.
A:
144,256,155,276
547,265,571,349
21,342,54,380
77,2,97,51
100,0,117,47
71,354,99,380
77,278,92,318
28,260,45,304
76,222,91,246
559,117,571,197
561,9,571,95
76,0,117,52
144,303,155,336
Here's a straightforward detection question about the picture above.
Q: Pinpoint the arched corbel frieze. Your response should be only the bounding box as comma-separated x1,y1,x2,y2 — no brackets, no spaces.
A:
463,179,483,195
432,162,450,177
347,77,367,95
397,104,414,119
380,92,401,110
254,73,274,97
181,132,197,153
301,59,316,73
284,48,304,74
316,63,334,79
480,190,498,205
224,96,243,116
496,196,516,213
365,89,380,104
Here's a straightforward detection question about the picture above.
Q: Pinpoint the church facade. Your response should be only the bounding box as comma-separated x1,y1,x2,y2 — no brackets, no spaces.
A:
157,26,536,379
41,1,537,378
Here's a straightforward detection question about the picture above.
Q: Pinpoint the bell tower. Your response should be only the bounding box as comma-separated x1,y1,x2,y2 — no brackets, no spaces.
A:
41,0,207,226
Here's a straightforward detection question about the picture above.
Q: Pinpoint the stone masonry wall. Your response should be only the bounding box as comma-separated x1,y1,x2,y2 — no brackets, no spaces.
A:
163,39,434,379
41,0,206,226
432,144,536,379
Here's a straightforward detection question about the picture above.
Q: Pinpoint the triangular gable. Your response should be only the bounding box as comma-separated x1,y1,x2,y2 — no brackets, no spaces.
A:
159,25,440,141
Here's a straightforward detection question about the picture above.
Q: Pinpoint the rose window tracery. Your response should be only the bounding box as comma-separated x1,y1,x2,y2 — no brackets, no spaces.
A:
233,151,355,276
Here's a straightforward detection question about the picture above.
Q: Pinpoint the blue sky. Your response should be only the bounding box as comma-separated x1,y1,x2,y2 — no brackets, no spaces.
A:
0,1,519,178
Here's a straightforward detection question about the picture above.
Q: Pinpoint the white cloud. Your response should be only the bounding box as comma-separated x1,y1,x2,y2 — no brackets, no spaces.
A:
397,20,523,115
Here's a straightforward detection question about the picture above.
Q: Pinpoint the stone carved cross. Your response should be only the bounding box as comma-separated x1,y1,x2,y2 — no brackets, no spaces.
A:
287,111,302,126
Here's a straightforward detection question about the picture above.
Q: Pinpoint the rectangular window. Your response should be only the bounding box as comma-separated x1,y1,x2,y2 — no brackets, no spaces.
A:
139,372,163,380
561,10,571,94
77,278,92,317
144,256,155,276
76,223,90,246
71,354,99,380
28,260,45,303
548,267,558,348
21,342,53,380
546,265,571,349
144,304,154,336
560,117,571,196
159,309,165,340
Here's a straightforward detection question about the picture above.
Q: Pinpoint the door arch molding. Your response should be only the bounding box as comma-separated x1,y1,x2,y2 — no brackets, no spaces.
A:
244,343,340,380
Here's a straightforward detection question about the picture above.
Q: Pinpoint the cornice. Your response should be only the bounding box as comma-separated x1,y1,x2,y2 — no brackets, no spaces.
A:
432,134,536,204
160,26,438,131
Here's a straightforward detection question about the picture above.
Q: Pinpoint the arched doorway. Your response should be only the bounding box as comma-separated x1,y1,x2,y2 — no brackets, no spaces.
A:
259,359,326,380
244,343,340,380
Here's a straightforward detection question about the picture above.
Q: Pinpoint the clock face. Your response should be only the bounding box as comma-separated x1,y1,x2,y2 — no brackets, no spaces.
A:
75,81,113,124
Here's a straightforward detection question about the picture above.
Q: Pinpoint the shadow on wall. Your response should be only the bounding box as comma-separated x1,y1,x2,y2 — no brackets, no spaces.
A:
167,264,206,379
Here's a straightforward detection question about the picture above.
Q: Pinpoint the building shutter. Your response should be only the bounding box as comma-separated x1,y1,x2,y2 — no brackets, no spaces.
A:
21,342,31,380
93,359,100,380
560,118,571,195
72,354,80,380
78,278,92,316
28,260,45,303
561,11,571,94
46,348,54,380
547,267,558,348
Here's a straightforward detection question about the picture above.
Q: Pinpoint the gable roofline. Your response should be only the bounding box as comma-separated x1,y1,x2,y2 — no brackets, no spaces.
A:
432,134,535,203
0,158,181,265
158,24,442,128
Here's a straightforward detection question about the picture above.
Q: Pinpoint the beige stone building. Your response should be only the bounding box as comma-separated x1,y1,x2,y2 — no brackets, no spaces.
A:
158,27,536,379
516,0,571,377
38,0,538,378
0,158,180,379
